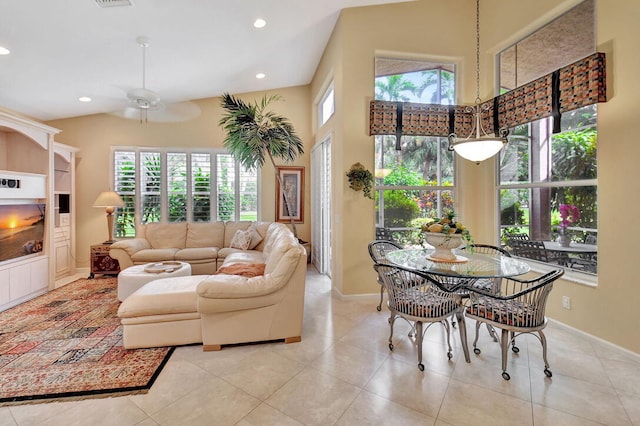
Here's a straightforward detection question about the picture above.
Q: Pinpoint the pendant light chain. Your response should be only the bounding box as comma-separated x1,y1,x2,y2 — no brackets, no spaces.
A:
475,0,481,104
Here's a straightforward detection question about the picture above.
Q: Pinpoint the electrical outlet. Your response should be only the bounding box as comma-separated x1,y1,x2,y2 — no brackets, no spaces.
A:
562,296,571,310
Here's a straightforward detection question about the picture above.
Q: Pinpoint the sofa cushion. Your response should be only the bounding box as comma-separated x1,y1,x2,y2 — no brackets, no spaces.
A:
175,247,218,261
186,222,224,248
230,229,252,250
118,275,205,318
145,222,187,249
218,249,263,264
262,223,289,258
131,248,180,263
216,263,266,277
264,229,299,274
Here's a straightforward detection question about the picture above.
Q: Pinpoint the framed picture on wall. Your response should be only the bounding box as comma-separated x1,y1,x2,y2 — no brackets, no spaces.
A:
276,166,304,223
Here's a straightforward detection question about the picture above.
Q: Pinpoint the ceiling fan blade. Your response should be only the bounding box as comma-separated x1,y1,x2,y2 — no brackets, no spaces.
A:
145,101,201,122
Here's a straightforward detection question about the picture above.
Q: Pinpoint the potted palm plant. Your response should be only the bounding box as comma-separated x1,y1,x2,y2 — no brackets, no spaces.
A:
219,93,305,240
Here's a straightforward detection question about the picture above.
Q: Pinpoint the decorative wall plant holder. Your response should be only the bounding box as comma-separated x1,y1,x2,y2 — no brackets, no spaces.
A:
346,162,374,199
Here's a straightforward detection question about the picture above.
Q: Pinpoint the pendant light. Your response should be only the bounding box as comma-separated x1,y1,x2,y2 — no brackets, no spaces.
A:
448,0,509,164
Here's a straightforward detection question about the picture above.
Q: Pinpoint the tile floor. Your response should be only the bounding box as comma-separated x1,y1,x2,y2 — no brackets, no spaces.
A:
2,266,639,425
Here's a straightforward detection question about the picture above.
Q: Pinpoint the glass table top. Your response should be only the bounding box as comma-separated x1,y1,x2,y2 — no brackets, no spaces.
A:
386,248,531,279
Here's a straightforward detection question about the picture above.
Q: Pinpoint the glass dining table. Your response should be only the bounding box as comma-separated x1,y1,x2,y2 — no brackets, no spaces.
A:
386,247,531,362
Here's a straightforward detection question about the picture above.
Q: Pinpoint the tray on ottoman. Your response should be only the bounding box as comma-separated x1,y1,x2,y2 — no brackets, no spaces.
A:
118,261,192,301
144,261,184,274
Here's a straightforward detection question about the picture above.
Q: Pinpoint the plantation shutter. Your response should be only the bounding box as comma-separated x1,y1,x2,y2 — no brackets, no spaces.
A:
113,150,136,237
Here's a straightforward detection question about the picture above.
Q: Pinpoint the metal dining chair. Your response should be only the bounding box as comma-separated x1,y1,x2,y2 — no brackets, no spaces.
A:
465,269,565,380
374,263,458,371
368,240,403,311
460,244,511,342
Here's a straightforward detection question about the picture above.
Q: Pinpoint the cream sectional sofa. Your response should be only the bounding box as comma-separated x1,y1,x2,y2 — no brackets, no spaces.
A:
110,221,273,275
116,221,307,350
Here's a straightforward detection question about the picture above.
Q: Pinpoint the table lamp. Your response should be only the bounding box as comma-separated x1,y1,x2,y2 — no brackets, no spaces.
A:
93,191,125,244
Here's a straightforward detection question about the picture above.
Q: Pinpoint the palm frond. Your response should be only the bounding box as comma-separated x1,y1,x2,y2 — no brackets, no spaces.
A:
219,93,304,169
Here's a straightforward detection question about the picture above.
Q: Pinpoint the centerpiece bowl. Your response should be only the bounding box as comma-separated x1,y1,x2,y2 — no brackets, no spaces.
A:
424,232,466,261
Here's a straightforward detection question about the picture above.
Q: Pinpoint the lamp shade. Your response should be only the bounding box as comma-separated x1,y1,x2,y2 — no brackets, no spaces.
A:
93,191,124,208
449,137,506,163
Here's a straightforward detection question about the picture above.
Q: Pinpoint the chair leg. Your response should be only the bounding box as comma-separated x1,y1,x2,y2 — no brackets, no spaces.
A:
485,324,499,342
443,320,453,360
377,285,384,311
510,331,519,353
538,330,553,378
500,328,511,380
415,321,424,371
455,310,471,363
388,314,396,350
472,321,482,354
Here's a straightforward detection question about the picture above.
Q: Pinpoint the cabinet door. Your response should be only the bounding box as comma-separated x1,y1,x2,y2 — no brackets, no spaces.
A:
9,263,31,300
55,227,70,277
0,269,9,306
31,257,48,292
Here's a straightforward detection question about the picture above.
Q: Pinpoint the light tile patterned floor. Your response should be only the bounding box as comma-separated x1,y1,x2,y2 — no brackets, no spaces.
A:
2,267,639,425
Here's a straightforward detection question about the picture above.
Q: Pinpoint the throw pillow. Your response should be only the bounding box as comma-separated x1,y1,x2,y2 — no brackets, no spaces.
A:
216,263,266,277
229,229,251,250
247,225,263,249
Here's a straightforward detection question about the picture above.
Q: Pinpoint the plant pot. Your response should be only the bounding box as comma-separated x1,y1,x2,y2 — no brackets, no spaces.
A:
349,181,364,191
558,234,571,247
424,232,466,261
558,227,571,247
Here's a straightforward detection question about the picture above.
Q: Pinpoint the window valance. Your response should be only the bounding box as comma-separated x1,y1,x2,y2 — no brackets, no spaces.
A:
369,52,606,138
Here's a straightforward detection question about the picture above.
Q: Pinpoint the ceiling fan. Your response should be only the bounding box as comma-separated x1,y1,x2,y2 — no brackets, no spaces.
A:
119,36,200,123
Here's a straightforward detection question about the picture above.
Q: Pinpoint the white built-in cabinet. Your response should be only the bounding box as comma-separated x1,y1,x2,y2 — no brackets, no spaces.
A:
53,144,78,280
0,111,77,311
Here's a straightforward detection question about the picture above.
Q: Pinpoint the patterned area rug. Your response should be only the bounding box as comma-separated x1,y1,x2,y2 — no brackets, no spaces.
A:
0,277,174,406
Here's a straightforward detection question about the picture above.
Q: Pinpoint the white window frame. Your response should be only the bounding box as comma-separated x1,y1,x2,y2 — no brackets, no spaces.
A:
318,82,334,127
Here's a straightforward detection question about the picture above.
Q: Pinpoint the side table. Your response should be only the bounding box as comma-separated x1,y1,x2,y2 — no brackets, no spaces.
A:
89,243,120,278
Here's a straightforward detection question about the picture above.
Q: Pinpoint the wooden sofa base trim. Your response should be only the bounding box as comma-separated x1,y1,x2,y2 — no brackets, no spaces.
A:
285,336,302,344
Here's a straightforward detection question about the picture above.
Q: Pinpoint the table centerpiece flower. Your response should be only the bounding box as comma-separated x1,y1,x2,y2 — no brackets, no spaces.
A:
420,211,472,261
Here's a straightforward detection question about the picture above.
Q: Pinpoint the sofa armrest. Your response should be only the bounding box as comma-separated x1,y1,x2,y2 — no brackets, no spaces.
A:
109,238,151,270
197,274,281,299
111,238,151,255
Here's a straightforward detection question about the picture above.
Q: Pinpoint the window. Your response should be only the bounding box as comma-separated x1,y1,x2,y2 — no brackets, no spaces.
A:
374,58,456,245
318,82,334,126
498,0,597,274
113,148,259,238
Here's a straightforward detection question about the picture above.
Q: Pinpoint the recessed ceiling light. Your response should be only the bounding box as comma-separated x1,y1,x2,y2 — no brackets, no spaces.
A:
0,46,10,55
253,18,266,29
256,73,266,79
78,96,92,102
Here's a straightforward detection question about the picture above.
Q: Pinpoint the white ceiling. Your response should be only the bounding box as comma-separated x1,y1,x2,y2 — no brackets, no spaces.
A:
0,0,411,122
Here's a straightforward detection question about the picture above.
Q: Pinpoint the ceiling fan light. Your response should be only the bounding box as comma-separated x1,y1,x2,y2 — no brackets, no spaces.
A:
127,87,161,110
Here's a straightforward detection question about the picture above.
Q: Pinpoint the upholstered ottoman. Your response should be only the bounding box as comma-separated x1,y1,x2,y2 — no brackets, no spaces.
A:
117,261,191,301
117,275,206,349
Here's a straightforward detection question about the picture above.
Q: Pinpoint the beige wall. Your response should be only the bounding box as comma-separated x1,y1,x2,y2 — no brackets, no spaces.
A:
47,86,312,268
309,0,640,354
